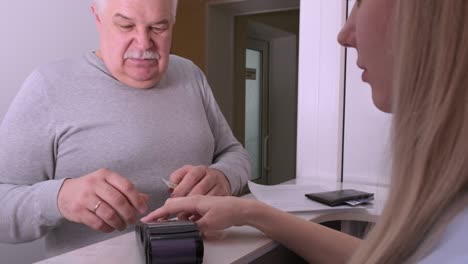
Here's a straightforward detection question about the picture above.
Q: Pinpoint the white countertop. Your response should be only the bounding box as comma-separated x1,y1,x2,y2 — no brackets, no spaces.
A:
36,180,387,264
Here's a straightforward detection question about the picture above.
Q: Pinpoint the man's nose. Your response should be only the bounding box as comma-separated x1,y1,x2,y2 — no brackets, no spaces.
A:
135,30,154,50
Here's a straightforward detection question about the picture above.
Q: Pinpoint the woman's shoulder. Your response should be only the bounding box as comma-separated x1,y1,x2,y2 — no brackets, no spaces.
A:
419,207,468,263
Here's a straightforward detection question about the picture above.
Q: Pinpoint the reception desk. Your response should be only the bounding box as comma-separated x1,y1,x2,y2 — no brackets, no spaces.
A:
36,181,387,264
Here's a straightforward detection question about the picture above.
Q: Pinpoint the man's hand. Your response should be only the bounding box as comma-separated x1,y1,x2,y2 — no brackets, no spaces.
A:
169,165,231,197
57,168,149,233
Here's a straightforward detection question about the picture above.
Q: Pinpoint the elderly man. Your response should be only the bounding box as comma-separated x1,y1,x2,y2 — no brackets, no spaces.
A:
0,0,250,257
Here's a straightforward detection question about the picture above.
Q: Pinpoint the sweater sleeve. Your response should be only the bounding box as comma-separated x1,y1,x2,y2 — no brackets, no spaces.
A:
195,69,251,196
0,70,65,243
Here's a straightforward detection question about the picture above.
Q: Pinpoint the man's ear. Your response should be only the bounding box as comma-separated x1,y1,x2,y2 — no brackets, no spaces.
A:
90,4,102,24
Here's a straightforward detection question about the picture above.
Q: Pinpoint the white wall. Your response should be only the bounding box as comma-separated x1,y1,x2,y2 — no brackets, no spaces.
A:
343,48,392,185
296,1,346,183
296,0,392,186
0,0,97,121
0,1,97,263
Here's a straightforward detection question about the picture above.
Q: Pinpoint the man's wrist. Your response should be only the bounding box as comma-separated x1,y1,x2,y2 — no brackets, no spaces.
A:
208,167,232,195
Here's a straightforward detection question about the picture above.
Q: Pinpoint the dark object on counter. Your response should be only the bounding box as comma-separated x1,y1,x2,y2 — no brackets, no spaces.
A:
136,220,204,264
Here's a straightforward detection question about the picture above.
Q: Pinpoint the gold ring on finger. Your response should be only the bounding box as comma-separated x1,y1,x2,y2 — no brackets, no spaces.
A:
93,201,103,213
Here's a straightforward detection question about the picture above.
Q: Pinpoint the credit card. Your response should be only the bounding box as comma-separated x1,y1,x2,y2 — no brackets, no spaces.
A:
344,197,374,206
161,178,178,189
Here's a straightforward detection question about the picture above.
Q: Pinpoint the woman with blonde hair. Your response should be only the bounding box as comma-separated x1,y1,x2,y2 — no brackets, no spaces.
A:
142,0,468,262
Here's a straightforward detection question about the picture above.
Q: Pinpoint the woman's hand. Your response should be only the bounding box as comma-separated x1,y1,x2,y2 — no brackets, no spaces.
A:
140,195,255,232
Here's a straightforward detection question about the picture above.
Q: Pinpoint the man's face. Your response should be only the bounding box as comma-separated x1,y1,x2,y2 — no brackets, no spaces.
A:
92,0,174,89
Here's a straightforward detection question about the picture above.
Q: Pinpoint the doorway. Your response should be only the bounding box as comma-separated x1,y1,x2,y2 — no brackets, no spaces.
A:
236,12,299,185
207,1,300,185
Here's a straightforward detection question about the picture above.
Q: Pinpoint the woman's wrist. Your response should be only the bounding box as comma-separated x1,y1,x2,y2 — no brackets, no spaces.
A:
240,199,274,228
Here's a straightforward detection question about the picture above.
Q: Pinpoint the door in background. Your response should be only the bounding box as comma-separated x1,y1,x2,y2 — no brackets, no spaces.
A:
236,11,299,185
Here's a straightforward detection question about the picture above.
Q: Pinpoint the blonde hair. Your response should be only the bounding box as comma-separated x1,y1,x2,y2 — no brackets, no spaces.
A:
350,0,468,263
93,0,179,20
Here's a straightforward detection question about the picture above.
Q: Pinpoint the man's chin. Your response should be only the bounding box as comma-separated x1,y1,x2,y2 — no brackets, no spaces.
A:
116,74,160,89
117,65,167,88
131,79,161,89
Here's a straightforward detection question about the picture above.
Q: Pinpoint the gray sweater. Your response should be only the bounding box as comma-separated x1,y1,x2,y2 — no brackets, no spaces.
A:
0,53,250,257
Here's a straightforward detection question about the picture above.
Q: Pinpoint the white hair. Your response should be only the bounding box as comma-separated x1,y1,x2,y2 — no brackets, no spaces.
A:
93,0,178,20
